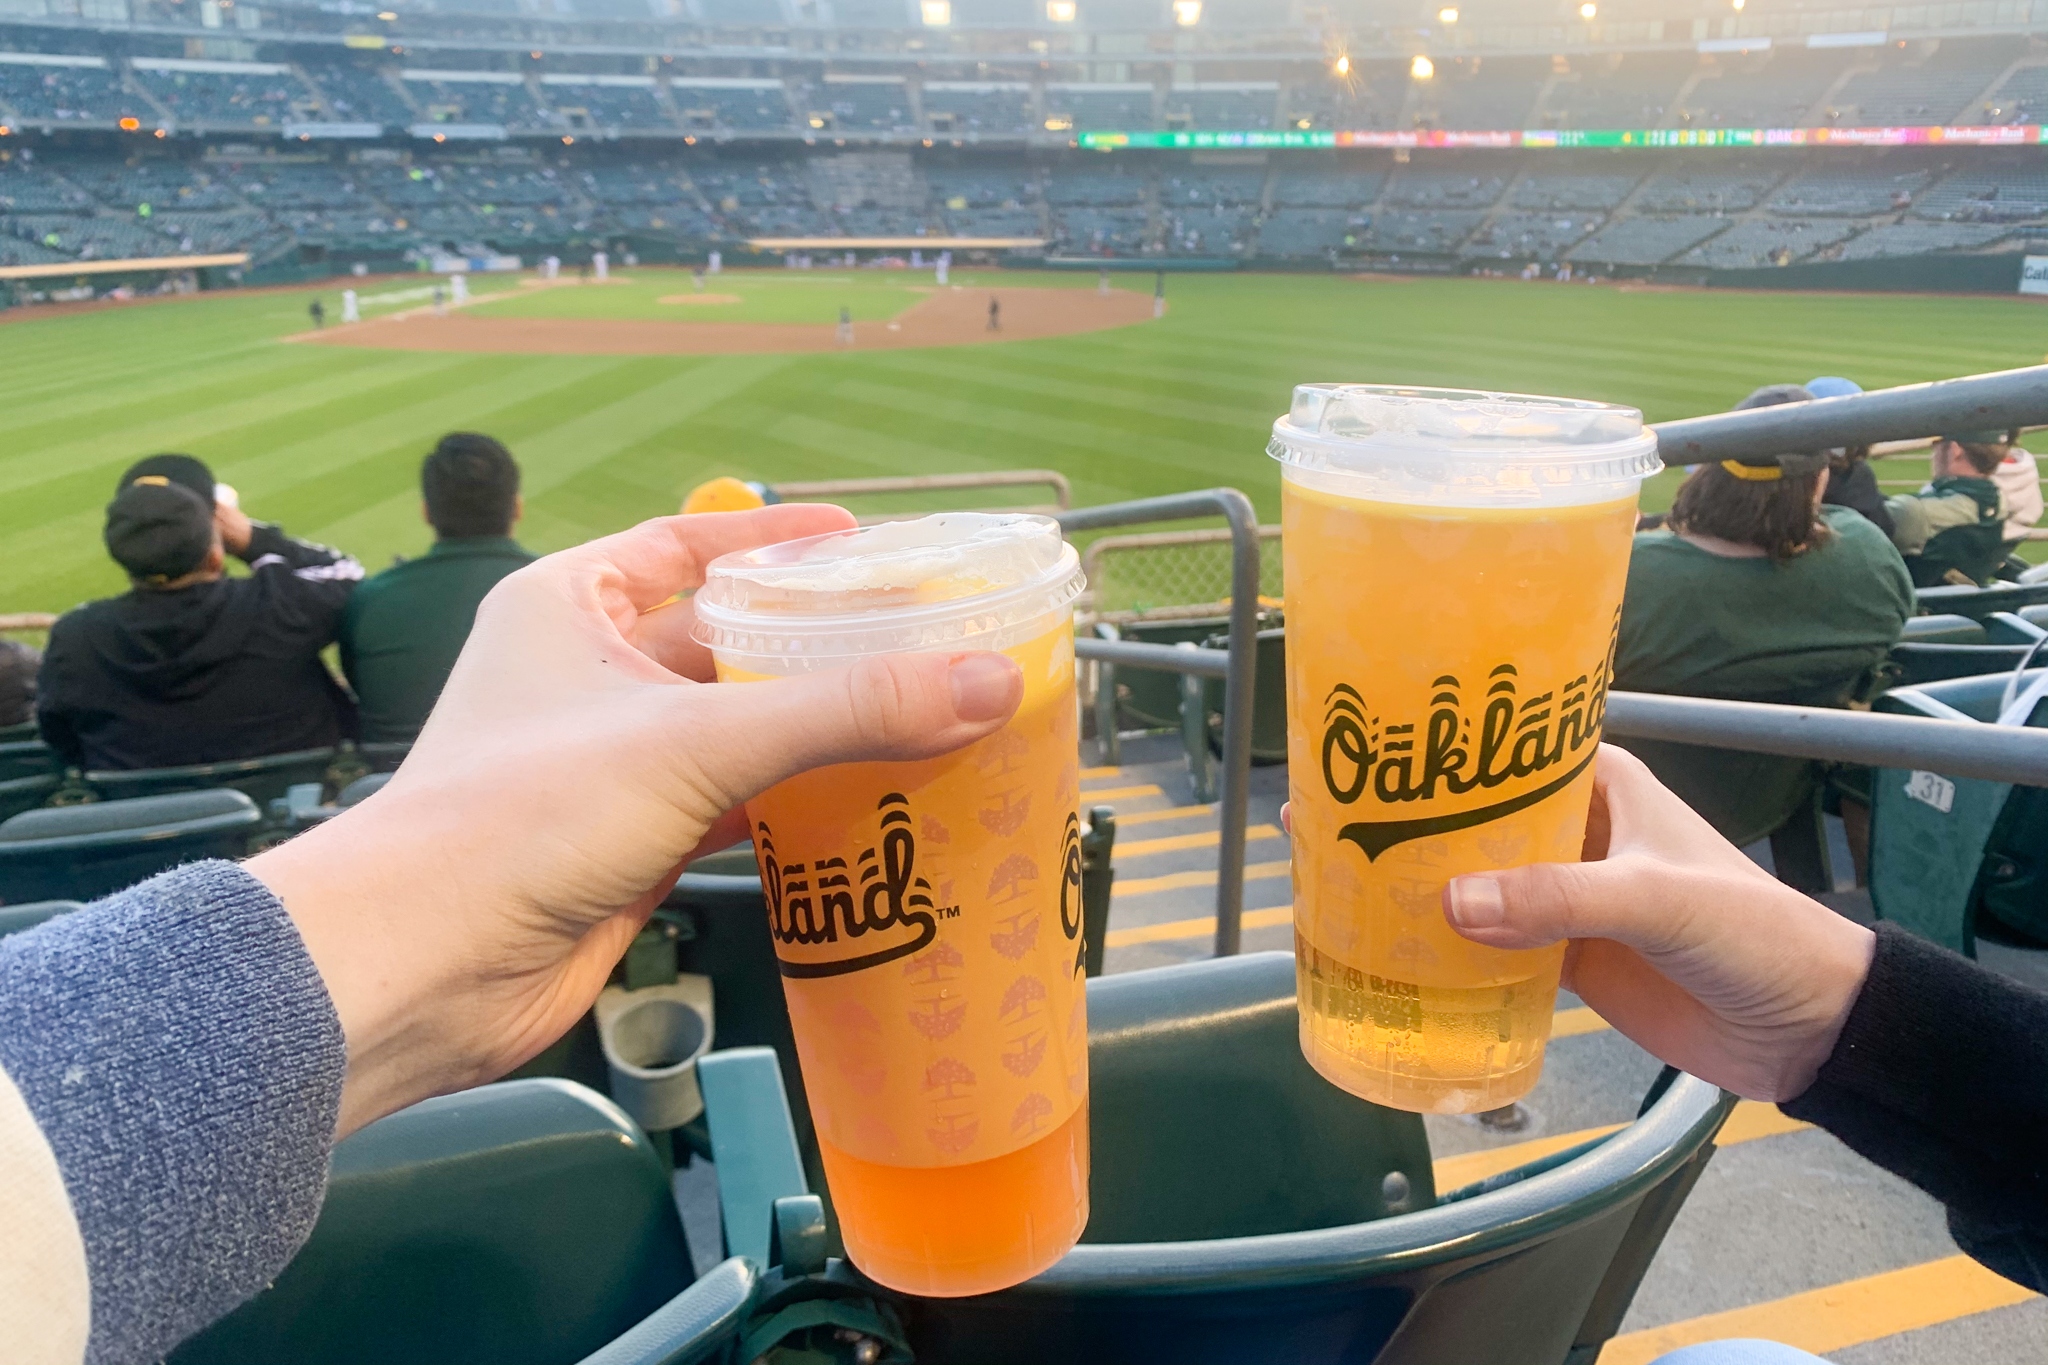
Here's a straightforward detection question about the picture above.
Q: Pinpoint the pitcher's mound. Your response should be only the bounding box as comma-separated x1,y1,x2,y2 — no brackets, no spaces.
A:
295,285,1158,356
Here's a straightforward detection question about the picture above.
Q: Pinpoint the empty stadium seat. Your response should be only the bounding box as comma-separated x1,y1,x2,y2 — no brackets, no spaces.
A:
0,789,262,905
82,746,340,811
1871,670,2048,951
167,1079,696,1365
682,950,1733,1365
1889,610,2048,686
0,739,57,784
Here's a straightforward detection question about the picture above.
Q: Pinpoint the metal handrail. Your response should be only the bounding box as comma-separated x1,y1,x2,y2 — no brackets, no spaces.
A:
1604,691,2048,786
1060,490,1261,957
1649,363,2048,463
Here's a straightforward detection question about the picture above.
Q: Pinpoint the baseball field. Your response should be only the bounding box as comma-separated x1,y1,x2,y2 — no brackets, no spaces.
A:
5,266,2044,615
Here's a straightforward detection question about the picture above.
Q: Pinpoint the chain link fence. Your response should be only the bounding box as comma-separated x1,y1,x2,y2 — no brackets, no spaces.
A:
1081,527,1283,624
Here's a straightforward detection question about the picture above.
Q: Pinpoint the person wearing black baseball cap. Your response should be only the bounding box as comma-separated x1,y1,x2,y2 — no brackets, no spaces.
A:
1883,430,2011,587
1613,383,1915,712
35,469,365,770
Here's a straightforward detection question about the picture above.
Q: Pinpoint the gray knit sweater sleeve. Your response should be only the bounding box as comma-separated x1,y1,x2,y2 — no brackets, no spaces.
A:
0,860,346,1365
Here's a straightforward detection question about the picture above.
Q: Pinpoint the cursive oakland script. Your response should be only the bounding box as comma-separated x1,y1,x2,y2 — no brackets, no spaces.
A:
760,793,938,978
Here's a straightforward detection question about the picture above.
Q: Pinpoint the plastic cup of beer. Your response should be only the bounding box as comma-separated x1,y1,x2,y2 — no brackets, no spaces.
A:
1271,384,1661,1114
692,512,1091,1297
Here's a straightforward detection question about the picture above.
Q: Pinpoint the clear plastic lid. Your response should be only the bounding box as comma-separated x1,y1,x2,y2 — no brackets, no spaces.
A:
1269,383,1663,508
693,512,1085,663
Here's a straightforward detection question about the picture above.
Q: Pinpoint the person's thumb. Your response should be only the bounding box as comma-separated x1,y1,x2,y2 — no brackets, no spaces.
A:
1442,857,1663,953
681,650,1024,810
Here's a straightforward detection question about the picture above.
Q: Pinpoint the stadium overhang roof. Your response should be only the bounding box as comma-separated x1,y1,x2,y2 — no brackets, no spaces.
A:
0,253,251,281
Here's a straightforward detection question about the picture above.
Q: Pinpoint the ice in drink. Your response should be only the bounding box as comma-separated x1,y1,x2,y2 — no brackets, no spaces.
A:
693,513,1090,1296
1271,385,1659,1113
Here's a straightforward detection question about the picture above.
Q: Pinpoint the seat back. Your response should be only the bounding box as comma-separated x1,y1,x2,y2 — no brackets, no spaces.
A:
84,746,339,810
1105,615,1229,730
1082,952,1429,1243
170,1079,693,1365
1917,580,2048,619
1899,613,1987,644
0,773,61,825
0,721,37,744
0,790,262,904
1870,671,2047,953
1201,625,1287,763
0,740,56,784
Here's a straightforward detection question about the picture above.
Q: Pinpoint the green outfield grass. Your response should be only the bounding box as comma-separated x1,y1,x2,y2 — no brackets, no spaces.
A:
464,269,934,324
4,267,2045,616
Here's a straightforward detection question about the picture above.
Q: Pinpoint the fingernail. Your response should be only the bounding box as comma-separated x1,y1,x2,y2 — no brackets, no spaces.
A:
1446,876,1506,929
949,653,1020,722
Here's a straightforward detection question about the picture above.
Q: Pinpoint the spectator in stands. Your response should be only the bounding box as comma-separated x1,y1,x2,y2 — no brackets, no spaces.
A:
339,433,534,745
1615,384,1915,707
1885,430,2011,587
0,637,38,729
1804,376,1894,538
35,459,362,771
1995,427,2044,547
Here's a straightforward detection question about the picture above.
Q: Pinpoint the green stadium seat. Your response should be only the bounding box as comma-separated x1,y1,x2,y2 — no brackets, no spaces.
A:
1888,610,2048,687
0,900,82,938
1093,616,1227,741
0,789,262,905
0,722,39,744
1201,624,1287,764
167,1079,697,1365
0,740,57,784
683,950,1733,1365
1870,669,2048,952
1915,580,2048,620
1899,613,1987,644
82,746,340,812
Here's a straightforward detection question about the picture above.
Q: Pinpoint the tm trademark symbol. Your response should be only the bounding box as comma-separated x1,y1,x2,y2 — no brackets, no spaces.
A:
938,906,962,920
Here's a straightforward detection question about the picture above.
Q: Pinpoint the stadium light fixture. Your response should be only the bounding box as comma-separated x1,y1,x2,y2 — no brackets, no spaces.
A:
1731,0,1744,7
376,8,395,17
1333,54,1351,76
1437,6,1457,23
118,116,140,131
1047,0,1075,19
1410,54,1434,80
1578,1,1596,16
921,0,951,24
1173,0,1201,25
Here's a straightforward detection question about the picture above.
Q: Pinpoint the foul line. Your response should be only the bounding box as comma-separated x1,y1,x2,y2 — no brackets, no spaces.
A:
1598,1255,2037,1365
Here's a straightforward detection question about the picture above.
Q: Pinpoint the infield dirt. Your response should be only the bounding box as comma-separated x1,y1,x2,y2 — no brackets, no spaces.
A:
290,282,1157,355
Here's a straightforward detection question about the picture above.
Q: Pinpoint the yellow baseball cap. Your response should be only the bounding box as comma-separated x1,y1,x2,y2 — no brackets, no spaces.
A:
681,477,769,515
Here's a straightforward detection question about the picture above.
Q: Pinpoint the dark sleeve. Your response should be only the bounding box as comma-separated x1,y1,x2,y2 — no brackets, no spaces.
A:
31,626,84,768
0,861,346,1363
1782,923,2048,1289
241,525,365,650
1827,464,1896,539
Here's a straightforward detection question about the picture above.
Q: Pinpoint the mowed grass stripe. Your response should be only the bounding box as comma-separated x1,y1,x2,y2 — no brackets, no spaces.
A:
1597,1256,2038,1365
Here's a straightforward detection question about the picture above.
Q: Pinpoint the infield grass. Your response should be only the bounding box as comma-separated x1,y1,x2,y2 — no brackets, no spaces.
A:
465,270,935,324
5,267,2045,615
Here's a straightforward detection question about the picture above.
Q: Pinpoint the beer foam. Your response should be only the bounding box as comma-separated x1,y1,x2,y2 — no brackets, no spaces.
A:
694,512,1084,666
1272,383,1663,508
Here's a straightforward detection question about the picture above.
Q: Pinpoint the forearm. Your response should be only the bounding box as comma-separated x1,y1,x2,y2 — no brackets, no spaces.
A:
239,523,362,579
0,863,345,1363
1783,923,2048,1286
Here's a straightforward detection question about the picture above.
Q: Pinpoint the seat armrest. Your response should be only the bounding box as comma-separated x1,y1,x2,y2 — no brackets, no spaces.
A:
698,1047,809,1266
571,1257,759,1365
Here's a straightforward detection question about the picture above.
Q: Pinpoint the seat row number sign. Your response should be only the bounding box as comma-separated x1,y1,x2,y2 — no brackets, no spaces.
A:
1904,770,1956,814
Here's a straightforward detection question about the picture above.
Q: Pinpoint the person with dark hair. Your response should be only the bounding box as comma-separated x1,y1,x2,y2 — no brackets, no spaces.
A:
36,460,363,770
339,433,535,744
1886,431,2013,587
1804,376,1894,538
1614,384,1914,706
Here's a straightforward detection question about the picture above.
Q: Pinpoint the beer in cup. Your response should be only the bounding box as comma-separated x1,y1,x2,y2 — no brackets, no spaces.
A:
1271,385,1660,1113
693,512,1090,1296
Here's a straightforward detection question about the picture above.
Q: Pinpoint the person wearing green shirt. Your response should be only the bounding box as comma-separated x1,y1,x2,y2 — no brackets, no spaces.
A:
339,433,536,745
1617,384,1915,708
1884,431,2011,588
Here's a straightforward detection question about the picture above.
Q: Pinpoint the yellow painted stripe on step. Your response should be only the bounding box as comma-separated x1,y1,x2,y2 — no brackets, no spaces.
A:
1110,859,1292,899
1117,823,1283,858
1597,1255,2038,1365
1078,784,1163,803
1432,1100,1810,1192
1080,765,1122,779
1114,803,1218,828
1103,906,1295,948
1550,1006,1611,1038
